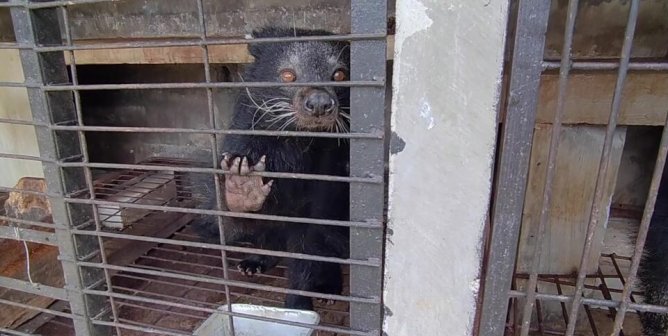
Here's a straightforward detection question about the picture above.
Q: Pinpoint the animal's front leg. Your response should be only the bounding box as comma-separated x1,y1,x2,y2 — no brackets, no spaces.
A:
222,154,274,212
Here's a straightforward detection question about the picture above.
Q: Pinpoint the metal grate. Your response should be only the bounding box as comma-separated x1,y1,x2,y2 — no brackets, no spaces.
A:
480,0,668,335
0,0,388,335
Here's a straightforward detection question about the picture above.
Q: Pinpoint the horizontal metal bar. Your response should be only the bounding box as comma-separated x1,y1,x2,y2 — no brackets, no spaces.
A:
0,82,28,88
90,319,190,336
85,289,372,336
71,229,380,267
0,0,121,9
40,80,385,91
0,42,22,49
59,161,382,184
50,124,384,139
34,33,387,52
0,186,381,228
0,118,42,126
0,226,57,245
543,60,668,71
65,196,381,229
0,276,68,301
508,290,668,314
79,261,379,305
0,153,51,162
0,215,57,230
0,298,74,320
136,254,283,281
0,327,34,336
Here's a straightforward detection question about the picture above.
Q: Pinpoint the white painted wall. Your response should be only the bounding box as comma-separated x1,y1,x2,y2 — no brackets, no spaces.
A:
0,49,44,188
383,0,508,335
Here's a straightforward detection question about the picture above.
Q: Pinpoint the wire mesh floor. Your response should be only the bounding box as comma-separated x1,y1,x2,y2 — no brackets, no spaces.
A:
508,253,646,336
18,212,351,336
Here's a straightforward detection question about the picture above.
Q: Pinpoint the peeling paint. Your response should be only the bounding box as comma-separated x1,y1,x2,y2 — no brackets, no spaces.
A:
394,0,433,56
419,97,435,130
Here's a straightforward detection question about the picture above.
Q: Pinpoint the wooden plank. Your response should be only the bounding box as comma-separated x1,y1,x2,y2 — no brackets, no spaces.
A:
64,35,396,65
534,73,668,126
514,125,626,330
105,212,195,275
0,233,64,328
517,124,626,276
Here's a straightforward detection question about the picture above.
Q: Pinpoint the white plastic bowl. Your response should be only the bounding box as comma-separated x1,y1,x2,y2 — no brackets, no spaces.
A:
194,303,320,336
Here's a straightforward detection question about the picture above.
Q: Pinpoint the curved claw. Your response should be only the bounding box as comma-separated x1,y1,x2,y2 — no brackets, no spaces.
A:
221,153,231,171
254,155,267,172
240,157,251,175
230,157,241,173
262,180,274,196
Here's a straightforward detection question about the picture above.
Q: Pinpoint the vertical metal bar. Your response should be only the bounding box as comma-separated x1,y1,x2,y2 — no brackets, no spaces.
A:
9,1,108,335
609,93,668,336
478,1,551,335
519,0,579,335
195,0,236,334
59,6,122,336
564,1,639,334
350,0,386,334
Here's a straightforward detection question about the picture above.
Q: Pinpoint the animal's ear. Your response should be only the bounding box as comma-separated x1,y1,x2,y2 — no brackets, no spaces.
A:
247,27,282,59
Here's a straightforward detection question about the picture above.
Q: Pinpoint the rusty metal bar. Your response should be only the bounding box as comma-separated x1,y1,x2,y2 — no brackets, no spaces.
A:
519,0,579,334
83,288,374,336
543,60,668,71
509,290,668,314
564,1,640,334
0,226,57,245
43,80,384,91
193,0,237,332
9,2,107,334
58,161,381,184
609,98,668,335
0,298,74,320
479,1,552,334
0,276,68,301
71,229,380,267
35,34,386,51
60,6,121,334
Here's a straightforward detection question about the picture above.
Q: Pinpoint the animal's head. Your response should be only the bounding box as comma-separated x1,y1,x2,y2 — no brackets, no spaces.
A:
241,27,350,132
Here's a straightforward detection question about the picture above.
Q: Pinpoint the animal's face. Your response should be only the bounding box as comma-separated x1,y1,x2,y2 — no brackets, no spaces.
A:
242,28,350,132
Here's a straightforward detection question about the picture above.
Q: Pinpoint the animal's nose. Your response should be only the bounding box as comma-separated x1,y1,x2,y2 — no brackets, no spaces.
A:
304,91,336,116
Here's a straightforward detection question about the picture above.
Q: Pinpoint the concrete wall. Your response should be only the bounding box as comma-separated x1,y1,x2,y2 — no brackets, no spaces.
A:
0,49,44,188
383,0,508,335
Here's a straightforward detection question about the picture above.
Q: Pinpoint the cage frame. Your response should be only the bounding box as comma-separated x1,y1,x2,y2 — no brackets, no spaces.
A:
0,0,388,335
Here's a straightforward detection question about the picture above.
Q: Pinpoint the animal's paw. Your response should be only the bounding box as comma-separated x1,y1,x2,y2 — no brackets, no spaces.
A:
315,298,336,306
236,259,265,277
222,154,273,213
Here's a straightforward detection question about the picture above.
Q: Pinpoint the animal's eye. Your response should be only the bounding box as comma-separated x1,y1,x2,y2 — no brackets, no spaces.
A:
332,70,347,82
280,69,297,83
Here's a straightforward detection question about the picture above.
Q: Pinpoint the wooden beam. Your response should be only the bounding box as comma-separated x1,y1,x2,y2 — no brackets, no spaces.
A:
64,36,396,65
517,124,626,276
499,72,668,126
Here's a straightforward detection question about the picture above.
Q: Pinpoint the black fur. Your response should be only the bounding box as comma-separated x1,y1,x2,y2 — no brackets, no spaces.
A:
638,158,668,335
194,27,350,310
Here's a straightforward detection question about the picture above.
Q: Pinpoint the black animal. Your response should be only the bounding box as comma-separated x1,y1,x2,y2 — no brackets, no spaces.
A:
194,27,351,310
638,157,668,335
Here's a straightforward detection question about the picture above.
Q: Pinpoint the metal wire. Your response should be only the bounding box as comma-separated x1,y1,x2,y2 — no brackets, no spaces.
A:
59,5,123,334
564,2,640,334
608,97,668,335
83,288,373,335
518,0,580,334
543,60,668,72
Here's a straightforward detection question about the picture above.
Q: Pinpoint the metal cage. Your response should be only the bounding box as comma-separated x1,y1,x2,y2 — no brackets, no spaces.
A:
0,0,387,335
480,0,668,335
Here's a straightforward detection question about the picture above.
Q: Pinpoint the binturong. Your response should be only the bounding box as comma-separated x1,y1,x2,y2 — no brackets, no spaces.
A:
194,26,351,310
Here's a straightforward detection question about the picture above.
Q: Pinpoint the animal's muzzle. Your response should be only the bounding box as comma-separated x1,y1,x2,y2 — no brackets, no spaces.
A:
303,89,337,117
